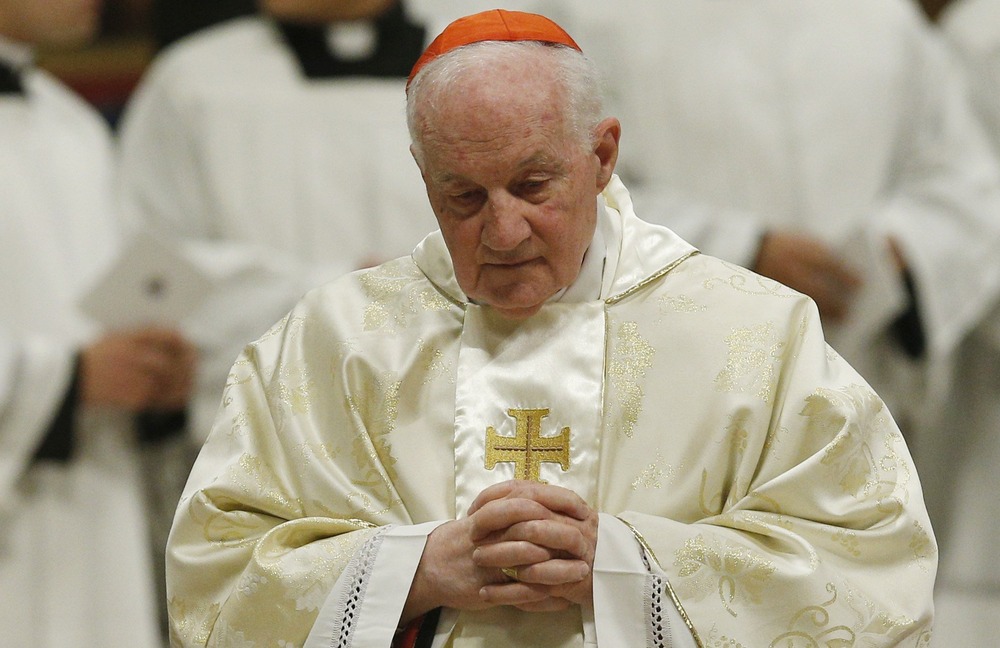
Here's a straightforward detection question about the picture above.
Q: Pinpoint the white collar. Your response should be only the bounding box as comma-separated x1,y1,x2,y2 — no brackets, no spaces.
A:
0,35,34,71
324,20,377,60
551,201,610,304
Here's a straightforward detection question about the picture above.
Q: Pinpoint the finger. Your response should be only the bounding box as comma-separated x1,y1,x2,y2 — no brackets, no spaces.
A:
468,480,521,515
517,559,590,586
469,498,553,542
469,480,590,521
475,519,589,559
478,581,552,606
473,540,555,568
517,485,591,521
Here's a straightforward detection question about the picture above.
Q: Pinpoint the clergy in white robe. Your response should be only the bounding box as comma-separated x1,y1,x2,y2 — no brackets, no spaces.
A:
941,0,1000,153
166,12,936,647
0,1,195,644
116,1,439,440
537,0,1000,489
922,1,1000,642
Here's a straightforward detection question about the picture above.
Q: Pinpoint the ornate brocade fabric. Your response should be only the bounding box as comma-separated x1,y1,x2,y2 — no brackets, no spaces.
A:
167,180,935,647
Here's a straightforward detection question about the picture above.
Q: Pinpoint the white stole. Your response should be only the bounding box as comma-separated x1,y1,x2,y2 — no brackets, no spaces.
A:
452,203,619,514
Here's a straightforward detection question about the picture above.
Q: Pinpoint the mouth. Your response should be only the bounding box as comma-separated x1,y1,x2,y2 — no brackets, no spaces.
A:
483,255,538,269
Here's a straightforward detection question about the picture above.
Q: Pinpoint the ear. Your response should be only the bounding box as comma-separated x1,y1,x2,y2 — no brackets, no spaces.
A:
592,117,621,192
410,144,425,175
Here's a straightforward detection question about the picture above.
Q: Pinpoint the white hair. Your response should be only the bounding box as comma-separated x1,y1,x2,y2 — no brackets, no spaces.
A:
406,40,605,162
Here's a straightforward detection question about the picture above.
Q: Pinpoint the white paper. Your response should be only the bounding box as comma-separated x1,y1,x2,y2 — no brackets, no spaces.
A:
824,227,907,359
79,232,213,329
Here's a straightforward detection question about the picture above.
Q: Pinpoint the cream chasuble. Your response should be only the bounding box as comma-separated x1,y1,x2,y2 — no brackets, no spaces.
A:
167,177,935,648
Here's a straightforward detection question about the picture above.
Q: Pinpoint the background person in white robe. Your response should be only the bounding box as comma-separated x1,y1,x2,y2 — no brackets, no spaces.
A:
0,0,196,645
538,0,1000,555
923,0,1000,642
116,0,438,442
166,10,936,647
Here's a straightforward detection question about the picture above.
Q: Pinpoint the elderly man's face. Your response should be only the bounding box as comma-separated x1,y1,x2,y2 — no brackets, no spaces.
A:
414,55,618,320
0,0,102,47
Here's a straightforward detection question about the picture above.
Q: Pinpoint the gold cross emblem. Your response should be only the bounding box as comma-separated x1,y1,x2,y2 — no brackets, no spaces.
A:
485,408,571,482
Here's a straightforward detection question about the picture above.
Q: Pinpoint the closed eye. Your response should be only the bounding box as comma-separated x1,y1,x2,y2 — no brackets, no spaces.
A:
447,189,486,214
515,178,552,203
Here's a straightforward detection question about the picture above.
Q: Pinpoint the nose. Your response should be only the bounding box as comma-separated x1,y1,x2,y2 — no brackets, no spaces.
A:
482,192,531,252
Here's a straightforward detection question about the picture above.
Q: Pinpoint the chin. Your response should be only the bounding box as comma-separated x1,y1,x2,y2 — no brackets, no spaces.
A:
488,303,544,321
474,287,551,321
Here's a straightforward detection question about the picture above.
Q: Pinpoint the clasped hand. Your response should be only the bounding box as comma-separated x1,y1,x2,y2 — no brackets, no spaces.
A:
80,326,197,411
403,480,598,623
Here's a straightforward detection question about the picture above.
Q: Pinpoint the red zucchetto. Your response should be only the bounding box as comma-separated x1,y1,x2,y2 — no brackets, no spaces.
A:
406,9,582,90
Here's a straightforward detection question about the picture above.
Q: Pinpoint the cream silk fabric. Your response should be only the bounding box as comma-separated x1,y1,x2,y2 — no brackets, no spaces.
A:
167,178,936,647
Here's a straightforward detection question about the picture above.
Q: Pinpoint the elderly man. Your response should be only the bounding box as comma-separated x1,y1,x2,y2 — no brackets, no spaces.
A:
0,0,196,645
166,10,936,647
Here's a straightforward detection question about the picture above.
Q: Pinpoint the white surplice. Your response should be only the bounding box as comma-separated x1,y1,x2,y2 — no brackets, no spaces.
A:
930,1,1000,641
116,15,438,440
0,45,160,646
167,177,935,647
542,0,1000,465
942,0,1000,157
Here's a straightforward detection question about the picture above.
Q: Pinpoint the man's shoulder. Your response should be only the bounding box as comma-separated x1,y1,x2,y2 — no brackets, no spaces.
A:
161,15,276,60
296,256,458,334
20,70,113,143
647,252,814,314
142,16,288,89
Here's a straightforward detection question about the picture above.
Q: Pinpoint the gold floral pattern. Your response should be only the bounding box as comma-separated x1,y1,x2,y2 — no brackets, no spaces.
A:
715,321,785,403
631,452,677,490
769,582,923,647
699,412,751,516
346,370,400,476
802,384,908,503
417,337,454,385
658,293,707,317
360,259,451,332
168,597,219,646
908,521,935,567
701,630,751,648
607,319,655,438
833,529,862,558
674,534,777,616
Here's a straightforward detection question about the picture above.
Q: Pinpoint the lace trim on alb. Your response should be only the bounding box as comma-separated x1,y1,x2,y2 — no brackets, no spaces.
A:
646,573,671,648
640,542,670,648
329,526,391,648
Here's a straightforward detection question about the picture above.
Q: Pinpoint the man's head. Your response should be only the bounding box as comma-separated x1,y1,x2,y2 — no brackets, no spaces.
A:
258,0,396,24
406,11,620,320
0,0,103,48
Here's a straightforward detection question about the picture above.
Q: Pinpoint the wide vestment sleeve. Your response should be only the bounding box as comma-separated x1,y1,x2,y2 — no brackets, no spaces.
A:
601,254,936,647
166,258,462,646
